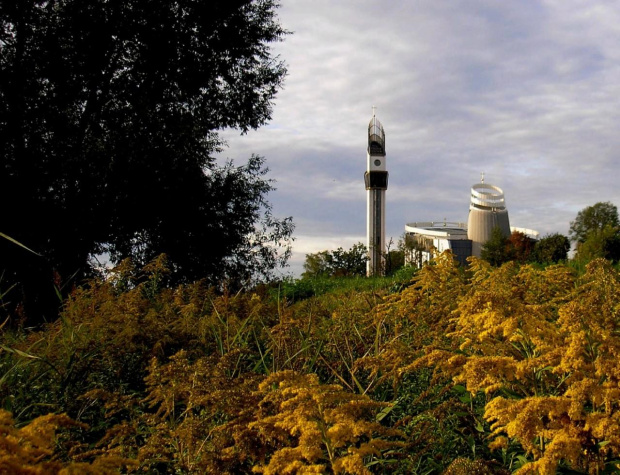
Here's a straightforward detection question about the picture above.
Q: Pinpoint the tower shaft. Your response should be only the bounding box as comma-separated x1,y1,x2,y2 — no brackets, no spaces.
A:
367,188,386,275
365,112,388,276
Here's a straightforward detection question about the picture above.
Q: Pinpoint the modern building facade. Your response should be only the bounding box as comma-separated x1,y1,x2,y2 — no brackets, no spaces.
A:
404,221,472,267
404,177,538,266
365,110,388,276
467,180,511,257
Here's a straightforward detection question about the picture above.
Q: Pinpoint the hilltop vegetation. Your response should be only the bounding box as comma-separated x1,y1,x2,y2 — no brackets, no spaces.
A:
2,251,620,473
4,0,620,471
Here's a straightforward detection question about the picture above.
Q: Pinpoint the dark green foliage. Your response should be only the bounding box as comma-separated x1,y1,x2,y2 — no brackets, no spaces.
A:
575,224,620,263
481,227,510,266
385,249,406,276
389,264,418,291
385,372,492,474
569,203,620,265
569,201,619,244
274,271,410,303
302,242,368,278
531,233,570,263
274,276,338,301
481,230,540,266
0,0,292,323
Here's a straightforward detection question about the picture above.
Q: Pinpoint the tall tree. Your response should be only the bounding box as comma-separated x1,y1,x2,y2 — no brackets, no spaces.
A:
0,0,292,321
569,202,620,265
506,231,536,263
531,233,570,264
480,226,510,266
569,202,619,244
330,243,368,277
575,225,620,264
301,251,332,278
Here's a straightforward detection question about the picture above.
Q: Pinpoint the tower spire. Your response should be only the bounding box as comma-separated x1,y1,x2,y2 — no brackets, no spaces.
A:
365,109,388,276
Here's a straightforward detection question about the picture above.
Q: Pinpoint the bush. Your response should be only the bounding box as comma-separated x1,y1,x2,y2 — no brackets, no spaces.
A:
4,252,620,472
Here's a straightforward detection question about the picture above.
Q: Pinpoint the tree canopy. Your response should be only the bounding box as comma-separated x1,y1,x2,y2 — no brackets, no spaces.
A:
482,229,570,267
568,201,619,244
506,230,536,263
480,226,510,266
569,202,620,264
575,225,620,264
302,243,368,278
0,0,292,321
530,233,570,263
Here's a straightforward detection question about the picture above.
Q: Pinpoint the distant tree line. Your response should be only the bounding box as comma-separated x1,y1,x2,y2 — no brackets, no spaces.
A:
482,201,620,267
480,229,570,266
302,243,368,278
303,201,620,278
302,241,405,279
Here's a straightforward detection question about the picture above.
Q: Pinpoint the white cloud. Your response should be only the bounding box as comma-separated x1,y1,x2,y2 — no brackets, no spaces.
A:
219,0,620,277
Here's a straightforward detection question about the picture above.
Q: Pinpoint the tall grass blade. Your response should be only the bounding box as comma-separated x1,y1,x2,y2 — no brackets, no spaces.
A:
0,232,41,255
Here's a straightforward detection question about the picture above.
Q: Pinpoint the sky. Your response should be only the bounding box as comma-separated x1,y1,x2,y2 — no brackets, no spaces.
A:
218,0,620,278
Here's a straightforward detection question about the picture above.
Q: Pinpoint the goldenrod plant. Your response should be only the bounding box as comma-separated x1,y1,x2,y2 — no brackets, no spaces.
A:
249,371,403,474
0,409,134,473
3,252,620,472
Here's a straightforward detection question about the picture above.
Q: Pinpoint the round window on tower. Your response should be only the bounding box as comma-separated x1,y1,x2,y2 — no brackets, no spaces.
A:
374,159,381,166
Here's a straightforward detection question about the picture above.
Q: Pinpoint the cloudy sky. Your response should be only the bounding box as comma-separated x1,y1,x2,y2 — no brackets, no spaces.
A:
218,0,620,278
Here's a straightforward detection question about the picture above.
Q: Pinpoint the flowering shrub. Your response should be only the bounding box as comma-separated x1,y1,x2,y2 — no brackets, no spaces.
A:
0,409,134,473
410,257,620,473
3,252,620,473
249,370,402,474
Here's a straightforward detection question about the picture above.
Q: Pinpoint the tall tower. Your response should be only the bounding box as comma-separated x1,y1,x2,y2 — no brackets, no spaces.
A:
466,174,511,257
365,108,388,276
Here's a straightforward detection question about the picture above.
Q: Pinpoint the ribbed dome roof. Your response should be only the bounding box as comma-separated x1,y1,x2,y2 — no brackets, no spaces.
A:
368,115,385,155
